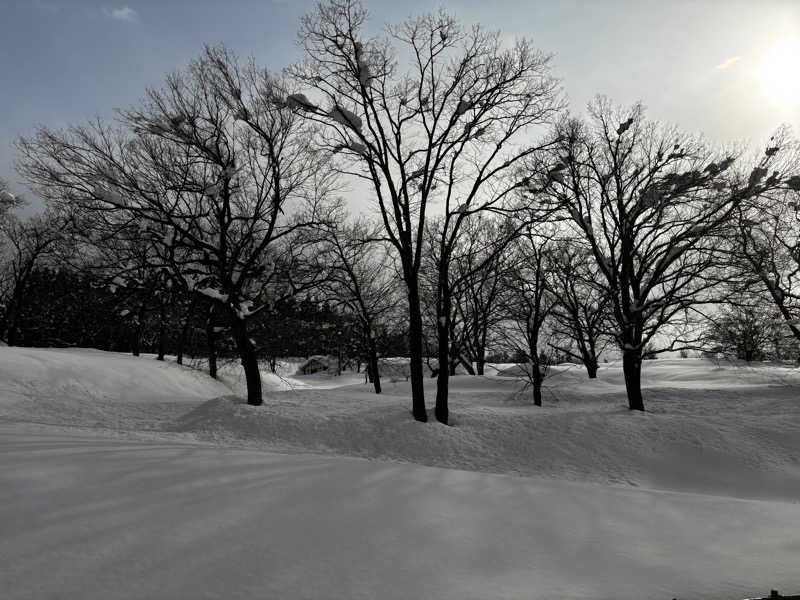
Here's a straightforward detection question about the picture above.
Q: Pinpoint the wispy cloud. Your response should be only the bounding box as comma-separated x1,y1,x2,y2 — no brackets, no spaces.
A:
715,56,741,70
104,6,139,23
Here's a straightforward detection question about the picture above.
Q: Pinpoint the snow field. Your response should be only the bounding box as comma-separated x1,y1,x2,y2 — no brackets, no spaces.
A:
1,347,799,598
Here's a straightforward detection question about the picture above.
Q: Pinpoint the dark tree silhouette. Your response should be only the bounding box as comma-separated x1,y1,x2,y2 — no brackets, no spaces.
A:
291,0,563,422
527,99,800,410
17,46,332,405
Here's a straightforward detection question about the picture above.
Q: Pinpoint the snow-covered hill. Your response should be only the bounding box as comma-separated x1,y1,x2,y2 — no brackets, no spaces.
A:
0,347,230,429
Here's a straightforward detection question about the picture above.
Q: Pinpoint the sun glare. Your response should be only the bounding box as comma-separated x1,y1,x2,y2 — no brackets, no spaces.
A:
759,37,800,110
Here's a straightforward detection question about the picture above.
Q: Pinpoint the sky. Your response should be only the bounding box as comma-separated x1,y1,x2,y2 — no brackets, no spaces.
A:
1,0,799,211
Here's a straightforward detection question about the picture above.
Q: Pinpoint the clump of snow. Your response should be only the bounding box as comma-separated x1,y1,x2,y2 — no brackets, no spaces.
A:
328,105,362,131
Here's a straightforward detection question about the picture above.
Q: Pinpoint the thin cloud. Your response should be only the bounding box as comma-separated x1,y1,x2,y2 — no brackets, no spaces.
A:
715,56,741,70
104,6,139,23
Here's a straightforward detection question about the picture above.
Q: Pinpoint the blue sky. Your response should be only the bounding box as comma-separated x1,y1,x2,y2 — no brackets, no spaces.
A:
2,0,799,208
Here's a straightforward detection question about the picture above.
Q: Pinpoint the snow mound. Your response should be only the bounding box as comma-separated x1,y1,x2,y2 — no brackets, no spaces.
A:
173,360,800,501
0,347,230,429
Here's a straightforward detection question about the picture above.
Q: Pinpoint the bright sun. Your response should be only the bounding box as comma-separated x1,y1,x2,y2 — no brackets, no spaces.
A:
759,37,800,110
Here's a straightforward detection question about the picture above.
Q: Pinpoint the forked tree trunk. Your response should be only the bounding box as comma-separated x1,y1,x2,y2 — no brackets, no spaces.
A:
622,349,645,411
407,280,428,422
230,315,262,406
584,336,601,379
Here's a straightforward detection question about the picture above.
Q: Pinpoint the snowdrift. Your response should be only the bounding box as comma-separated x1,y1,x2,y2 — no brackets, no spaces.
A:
174,359,800,501
0,347,230,428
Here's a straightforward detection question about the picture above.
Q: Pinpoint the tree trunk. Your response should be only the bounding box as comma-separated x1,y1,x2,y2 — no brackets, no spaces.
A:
435,338,450,423
586,361,598,379
206,305,217,379
231,314,262,406
131,302,146,357
622,349,645,411
407,280,428,422
368,335,381,394
476,349,486,375
459,356,475,375
532,363,543,407
176,294,197,366
131,328,141,357
157,296,166,361
435,265,451,425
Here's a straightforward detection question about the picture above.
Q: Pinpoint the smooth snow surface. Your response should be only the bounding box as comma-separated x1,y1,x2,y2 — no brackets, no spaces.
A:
2,347,800,598
1,424,799,600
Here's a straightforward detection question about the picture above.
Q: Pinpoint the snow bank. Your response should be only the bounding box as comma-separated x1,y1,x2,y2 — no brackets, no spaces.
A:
0,347,230,429
173,359,800,501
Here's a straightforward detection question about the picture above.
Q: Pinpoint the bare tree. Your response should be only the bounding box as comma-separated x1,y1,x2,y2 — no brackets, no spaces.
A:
499,227,556,406
729,185,800,347
16,46,332,405
0,205,70,345
703,296,788,362
452,216,514,375
545,240,610,378
310,211,400,393
527,99,800,410
290,0,562,421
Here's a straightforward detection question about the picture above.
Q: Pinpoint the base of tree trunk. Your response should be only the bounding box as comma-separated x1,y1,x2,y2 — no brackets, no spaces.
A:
623,351,645,411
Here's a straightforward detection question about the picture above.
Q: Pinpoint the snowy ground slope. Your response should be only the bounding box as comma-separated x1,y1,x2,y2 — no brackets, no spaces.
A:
1,423,798,600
